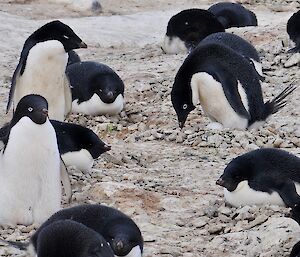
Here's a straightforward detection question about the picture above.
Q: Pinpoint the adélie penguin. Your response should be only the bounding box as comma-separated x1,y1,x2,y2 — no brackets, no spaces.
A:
66,61,125,116
208,2,257,29
287,10,300,53
171,42,296,129
6,20,87,121
0,95,63,226
31,204,144,257
51,120,111,172
0,220,114,257
216,148,300,209
161,8,224,54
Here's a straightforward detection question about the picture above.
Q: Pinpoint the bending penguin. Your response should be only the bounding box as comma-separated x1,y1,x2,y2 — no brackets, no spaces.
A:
287,10,300,53
208,2,257,29
1,220,114,257
0,95,63,226
30,204,144,257
171,42,295,129
200,32,263,80
66,61,125,116
51,120,111,172
6,20,87,121
161,9,224,54
216,148,300,210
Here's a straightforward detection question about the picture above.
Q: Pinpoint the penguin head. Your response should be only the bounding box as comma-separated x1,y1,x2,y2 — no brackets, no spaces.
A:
84,131,111,159
104,217,143,256
35,220,114,257
91,73,124,104
216,157,252,192
28,20,87,52
171,85,195,128
12,94,49,125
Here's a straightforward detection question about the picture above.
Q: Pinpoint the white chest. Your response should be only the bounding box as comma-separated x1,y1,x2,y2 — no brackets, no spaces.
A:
72,93,124,116
62,149,94,173
117,246,142,257
191,72,249,129
161,35,188,54
15,41,69,120
224,180,300,207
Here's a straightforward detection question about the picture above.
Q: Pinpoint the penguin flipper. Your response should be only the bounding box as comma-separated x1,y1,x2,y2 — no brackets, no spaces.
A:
212,68,250,119
63,74,72,118
276,180,300,208
0,123,11,150
60,159,72,203
6,61,23,114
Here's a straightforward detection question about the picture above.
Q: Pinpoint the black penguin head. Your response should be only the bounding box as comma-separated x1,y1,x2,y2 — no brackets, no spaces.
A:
35,220,114,257
91,73,124,104
12,94,49,126
171,84,195,128
84,131,111,159
166,9,224,49
28,20,87,52
104,217,143,256
216,157,252,192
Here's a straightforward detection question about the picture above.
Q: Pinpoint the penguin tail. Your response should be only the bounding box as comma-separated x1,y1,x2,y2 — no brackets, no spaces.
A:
0,237,28,250
262,84,296,119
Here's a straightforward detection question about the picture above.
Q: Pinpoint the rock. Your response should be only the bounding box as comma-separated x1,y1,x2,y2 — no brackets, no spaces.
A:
284,53,300,68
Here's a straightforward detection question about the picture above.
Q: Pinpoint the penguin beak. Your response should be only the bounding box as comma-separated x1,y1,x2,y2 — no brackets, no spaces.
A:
78,41,87,48
42,108,48,117
216,178,224,187
114,240,124,252
103,144,111,152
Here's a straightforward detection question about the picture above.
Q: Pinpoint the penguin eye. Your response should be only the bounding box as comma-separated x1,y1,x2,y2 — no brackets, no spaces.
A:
28,107,33,112
185,21,189,25
99,89,103,92
182,104,188,110
63,35,69,39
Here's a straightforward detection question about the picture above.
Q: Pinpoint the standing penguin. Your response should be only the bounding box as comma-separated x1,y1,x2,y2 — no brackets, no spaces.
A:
51,120,111,172
0,95,62,226
171,43,295,129
7,20,87,121
31,204,144,257
287,10,300,53
200,32,263,80
216,148,300,208
161,9,224,54
208,2,257,29
66,61,125,116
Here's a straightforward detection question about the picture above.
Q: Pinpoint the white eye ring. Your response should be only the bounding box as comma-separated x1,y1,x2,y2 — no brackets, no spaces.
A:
185,22,189,25
183,104,188,110
63,35,69,39
99,89,103,92
28,107,33,112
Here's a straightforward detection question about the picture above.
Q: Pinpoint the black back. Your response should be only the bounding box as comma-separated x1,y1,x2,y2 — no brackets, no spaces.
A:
200,32,260,62
166,9,224,50
50,120,110,159
208,2,257,29
7,20,87,113
218,148,300,192
66,61,124,104
31,204,143,256
171,42,265,127
67,50,81,66
34,220,114,257
287,10,300,52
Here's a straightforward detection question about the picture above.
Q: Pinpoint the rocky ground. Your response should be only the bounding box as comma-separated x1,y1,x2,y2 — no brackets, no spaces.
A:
0,0,300,256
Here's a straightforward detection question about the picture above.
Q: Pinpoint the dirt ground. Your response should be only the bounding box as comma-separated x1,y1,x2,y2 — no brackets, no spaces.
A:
0,0,300,256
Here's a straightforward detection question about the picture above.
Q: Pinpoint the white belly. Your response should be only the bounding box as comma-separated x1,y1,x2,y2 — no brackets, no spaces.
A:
191,72,249,129
224,180,300,207
161,35,188,54
118,246,142,257
62,149,94,173
14,40,70,121
72,93,124,116
0,117,61,225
